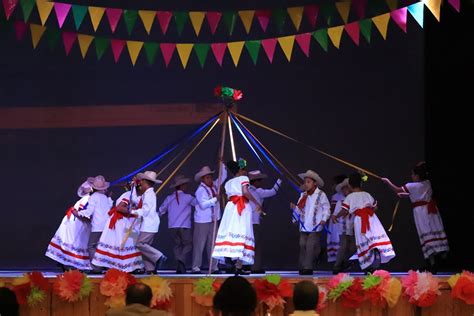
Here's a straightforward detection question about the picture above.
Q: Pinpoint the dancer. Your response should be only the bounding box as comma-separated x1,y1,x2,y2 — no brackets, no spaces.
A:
327,175,348,263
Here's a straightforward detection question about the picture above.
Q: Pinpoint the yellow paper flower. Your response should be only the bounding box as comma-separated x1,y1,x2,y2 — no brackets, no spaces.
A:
385,278,402,308
448,274,461,288
12,274,30,286
141,276,173,309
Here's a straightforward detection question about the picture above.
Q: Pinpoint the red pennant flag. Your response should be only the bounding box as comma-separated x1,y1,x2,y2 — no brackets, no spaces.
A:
344,22,360,46
206,11,222,35
295,33,311,57
111,39,126,63
211,43,227,66
54,3,71,28
391,7,407,33
157,11,172,34
13,20,27,40
304,4,319,28
352,0,367,19
2,0,19,20
448,0,460,12
62,31,77,56
255,10,271,32
106,8,122,33
261,38,277,63
160,43,176,67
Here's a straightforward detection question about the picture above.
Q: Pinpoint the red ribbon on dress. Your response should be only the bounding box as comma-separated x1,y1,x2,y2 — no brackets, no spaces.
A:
354,207,375,234
412,200,438,214
65,207,75,220
229,195,249,216
108,207,136,229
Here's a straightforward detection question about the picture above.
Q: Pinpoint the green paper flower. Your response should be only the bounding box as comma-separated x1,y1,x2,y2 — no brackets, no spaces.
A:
265,274,281,285
363,274,382,290
328,280,353,301
194,277,216,296
28,287,46,306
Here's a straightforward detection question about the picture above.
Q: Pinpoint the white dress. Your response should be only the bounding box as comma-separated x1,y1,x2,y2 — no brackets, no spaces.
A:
212,176,255,265
327,192,345,262
402,180,449,258
45,195,92,270
92,191,144,272
342,191,396,270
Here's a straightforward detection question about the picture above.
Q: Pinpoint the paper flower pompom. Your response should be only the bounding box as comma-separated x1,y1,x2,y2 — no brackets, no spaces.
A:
191,277,221,307
316,284,328,313
449,271,474,305
254,275,292,311
141,276,173,310
100,269,137,308
11,272,49,306
53,270,92,302
402,270,441,307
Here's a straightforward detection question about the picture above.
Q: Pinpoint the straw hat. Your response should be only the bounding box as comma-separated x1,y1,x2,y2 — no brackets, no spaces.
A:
91,175,110,191
298,170,325,187
137,171,163,184
335,178,350,193
77,177,94,197
248,170,268,181
169,175,190,189
194,166,215,182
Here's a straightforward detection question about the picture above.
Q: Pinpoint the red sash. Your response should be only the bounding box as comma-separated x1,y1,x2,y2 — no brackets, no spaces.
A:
229,195,249,216
354,207,375,234
65,207,75,220
108,207,137,229
412,200,438,214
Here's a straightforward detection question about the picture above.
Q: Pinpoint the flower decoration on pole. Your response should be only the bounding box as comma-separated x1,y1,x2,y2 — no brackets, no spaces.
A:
214,85,243,108
53,270,92,302
140,276,173,311
100,268,137,308
327,273,365,309
401,270,441,307
363,270,402,308
448,271,474,305
191,277,222,307
11,272,49,306
254,274,292,312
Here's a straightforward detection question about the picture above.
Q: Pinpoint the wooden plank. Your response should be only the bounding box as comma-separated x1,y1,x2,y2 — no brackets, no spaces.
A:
387,297,415,316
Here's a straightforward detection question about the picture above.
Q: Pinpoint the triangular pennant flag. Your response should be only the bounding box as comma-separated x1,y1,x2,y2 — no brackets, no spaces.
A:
20,0,35,21
261,38,277,63
272,8,287,32
313,29,329,52
344,22,360,45
176,43,193,68
13,20,27,40
2,0,18,20
295,33,311,57
352,0,368,19
126,40,144,66
391,7,407,33
448,0,460,12
77,34,93,58
194,43,210,68
88,6,105,31
320,3,337,25
160,43,176,67
30,23,45,48
408,2,424,27
222,11,236,35
95,37,109,60
423,0,441,21
111,39,126,63
139,10,156,34
372,13,390,39
156,11,172,34
189,11,205,36
72,5,87,30
227,41,245,66
54,2,71,28
277,35,295,61
174,11,189,35
143,42,159,65
386,0,398,11
359,19,372,42
211,43,227,66
62,31,77,56
328,25,344,49
238,10,254,34
36,0,54,25
245,40,260,65
255,10,271,32
335,1,351,23
304,4,319,28
287,6,304,30
123,10,138,35
106,8,122,33
46,27,60,50
206,11,222,35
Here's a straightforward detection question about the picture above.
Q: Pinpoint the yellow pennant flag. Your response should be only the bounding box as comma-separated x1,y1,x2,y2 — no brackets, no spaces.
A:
88,6,105,31
127,41,144,66
372,13,390,40
238,10,255,34
423,0,441,21
189,12,205,36
30,24,45,49
78,34,94,58
176,44,193,68
328,26,344,49
227,41,245,67
287,6,304,30
36,0,54,25
335,2,351,24
386,0,398,11
278,35,296,61
138,10,156,34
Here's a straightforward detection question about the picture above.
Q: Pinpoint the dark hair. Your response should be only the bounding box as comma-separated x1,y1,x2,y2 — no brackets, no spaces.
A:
125,283,153,307
412,162,429,180
226,160,241,175
213,276,257,316
293,281,319,311
333,174,347,185
143,179,156,187
348,173,362,189
0,287,20,316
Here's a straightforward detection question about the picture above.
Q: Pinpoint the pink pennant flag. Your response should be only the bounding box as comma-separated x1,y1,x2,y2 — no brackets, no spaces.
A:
157,11,172,34
62,31,77,56
3,0,19,20
211,43,227,66
304,4,319,28
295,33,311,57
160,43,176,67
106,8,122,33
206,11,222,35
111,39,126,63
255,10,271,32
13,20,27,40
344,22,360,46
448,0,460,12
261,38,277,63
54,3,71,28
391,7,407,33
352,0,367,19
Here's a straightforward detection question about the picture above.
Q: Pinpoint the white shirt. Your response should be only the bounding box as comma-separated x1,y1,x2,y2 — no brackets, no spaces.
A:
402,180,433,203
79,192,113,232
194,167,227,223
249,179,281,225
159,191,196,228
293,188,330,232
341,191,377,214
131,187,159,233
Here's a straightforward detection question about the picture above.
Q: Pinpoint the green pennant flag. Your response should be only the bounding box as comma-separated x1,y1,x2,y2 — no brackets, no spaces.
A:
46,28,61,51
320,3,337,26
368,0,388,15
174,11,188,35
313,29,329,52
194,43,210,68
360,19,372,43
95,37,109,60
245,40,260,65
72,5,87,30
222,11,236,35
272,8,287,33
123,10,138,35
20,0,35,22
143,42,159,65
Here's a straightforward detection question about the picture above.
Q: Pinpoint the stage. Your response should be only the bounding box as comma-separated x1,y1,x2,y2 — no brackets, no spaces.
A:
1,270,473,316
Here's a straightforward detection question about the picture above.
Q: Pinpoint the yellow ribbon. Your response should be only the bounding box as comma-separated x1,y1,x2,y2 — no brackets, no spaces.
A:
388,199,400,232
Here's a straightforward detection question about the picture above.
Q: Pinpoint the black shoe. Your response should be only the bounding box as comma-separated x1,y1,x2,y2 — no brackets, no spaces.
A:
299,269,313,276
251,269,266,274
132,269,146,275
236,269,251,276
155,255,168,271
176,261,186,274
84,270,103,275
211,270,225,275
